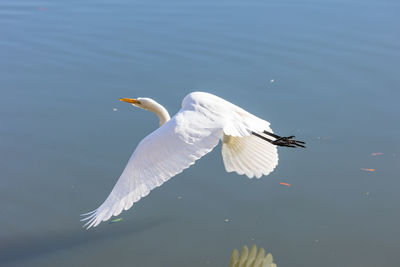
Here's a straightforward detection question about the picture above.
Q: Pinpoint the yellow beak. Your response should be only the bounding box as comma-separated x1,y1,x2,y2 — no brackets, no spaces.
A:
119,98,141,104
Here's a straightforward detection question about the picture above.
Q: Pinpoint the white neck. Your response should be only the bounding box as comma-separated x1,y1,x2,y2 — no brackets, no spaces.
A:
147,102,171,127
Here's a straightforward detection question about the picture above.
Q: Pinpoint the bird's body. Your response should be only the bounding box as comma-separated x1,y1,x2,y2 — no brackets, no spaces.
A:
82,92,304,228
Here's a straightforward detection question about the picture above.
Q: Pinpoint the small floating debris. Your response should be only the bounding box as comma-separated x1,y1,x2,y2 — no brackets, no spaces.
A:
364,192,370,196
317,136,332,140
177,196,183,200
224,218,230,223
270,79,275,83
279,182,291,187
371,152,384,156
109,218,123,224
361,168,375,172
112,108,118,112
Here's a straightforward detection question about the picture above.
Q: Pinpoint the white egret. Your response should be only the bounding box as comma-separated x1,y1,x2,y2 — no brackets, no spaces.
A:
82,92,305,228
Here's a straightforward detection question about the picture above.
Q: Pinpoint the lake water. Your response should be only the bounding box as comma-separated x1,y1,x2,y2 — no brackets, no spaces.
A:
1,0,399,266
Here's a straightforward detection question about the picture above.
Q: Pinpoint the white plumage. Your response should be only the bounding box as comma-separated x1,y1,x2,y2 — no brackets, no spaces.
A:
82,92,281,228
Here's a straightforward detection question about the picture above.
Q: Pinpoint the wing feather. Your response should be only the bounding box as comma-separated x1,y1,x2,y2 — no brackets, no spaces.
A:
222,134,278,179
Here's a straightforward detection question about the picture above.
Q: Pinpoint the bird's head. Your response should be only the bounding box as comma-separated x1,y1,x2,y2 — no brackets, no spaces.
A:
119,97,157,111
119,97,171,126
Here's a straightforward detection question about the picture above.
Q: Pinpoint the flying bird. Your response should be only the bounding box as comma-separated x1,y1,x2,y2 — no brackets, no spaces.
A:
82,92,305,228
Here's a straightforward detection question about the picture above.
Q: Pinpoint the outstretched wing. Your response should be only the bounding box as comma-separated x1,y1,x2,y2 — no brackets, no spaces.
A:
82,109,223,228
193,91,279,179
222,134,278,179
221,102,278,179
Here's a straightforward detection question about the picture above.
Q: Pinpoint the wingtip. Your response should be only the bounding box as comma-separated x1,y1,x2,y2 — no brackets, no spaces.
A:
80,209,100,229
83,217,97,229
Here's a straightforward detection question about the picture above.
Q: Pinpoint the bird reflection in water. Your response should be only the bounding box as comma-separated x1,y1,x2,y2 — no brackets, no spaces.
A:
230,244,277,267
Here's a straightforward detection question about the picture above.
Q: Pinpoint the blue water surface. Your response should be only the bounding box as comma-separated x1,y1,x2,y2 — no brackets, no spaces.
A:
1,0,399,266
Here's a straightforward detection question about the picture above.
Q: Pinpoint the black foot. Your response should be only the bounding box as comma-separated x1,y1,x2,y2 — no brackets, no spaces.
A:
271,135,306,148
252,131,306,148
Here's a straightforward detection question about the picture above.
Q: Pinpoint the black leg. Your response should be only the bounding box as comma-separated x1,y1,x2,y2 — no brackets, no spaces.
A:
263,131,281,139
252,132,275,145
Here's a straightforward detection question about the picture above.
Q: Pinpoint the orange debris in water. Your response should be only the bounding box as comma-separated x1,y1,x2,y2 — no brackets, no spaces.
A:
371,152,384,156
361,168,375,172
279,182,291,186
